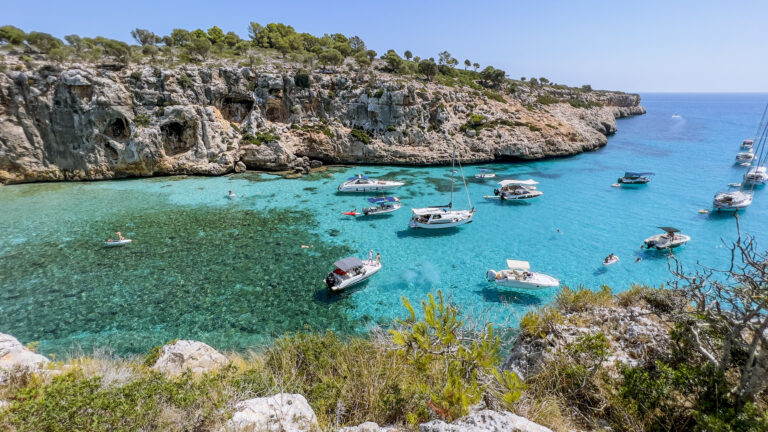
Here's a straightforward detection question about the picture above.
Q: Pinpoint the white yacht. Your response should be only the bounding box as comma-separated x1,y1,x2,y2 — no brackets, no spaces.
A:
475,169,496,179
644,227,690,250
735,150,755,164
744,166,767,186
485,179,542,200
617,171,654,185
409,144,475,229
362,197,401,215
324,256,381,292
486,260,559,289
742,139,754,150
338,174,404,192
713,189,753,211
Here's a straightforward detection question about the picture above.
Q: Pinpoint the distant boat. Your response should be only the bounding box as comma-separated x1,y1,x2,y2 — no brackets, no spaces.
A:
362,196,401,215
742,139,754,150
603,255,620,266
485,179,542,200
475,169,496,179
324,256,381,292
486,259,559,289
671,114,681,118
105,238,132,247
744,166,767,186
617,171,654,185
644,227,690,250
713,190,753,211
735,150,755,164
338,174,404,192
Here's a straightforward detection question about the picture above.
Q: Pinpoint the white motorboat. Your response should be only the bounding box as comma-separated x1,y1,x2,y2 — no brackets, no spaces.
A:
742,139,754,150
603,255,620,266
486,260,559,289
105,239,132,247
744,166,767,186
617,171,654,185
485,179,543,200
227,191,237,199
409,207,474,228
409,143,475,229
643,227,690,250
324,256,381,292
362,196,402,215
475,169,496,179
713,190,753,211
338,174,404,192
735,150,755,164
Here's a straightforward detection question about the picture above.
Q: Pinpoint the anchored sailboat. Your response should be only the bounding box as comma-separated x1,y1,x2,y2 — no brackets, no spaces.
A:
409,145,475,229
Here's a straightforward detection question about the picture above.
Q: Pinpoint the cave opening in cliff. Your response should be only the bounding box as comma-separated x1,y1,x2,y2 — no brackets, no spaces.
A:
105,117,129,140
217,97,254,123
160,121,196,155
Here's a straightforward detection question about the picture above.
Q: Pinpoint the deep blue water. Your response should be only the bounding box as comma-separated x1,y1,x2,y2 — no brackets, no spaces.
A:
1,93,767,357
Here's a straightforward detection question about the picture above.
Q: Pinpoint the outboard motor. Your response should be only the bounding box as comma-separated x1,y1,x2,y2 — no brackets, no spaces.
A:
486,270,498,281
493,188,500,196
325,273,336,289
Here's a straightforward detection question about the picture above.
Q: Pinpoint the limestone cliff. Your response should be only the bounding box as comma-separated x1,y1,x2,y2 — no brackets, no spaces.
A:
0,56,644,184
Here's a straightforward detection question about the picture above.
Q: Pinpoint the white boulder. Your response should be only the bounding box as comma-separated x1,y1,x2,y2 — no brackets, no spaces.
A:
151,340,229,376
0,333,49,383
419,410,552,432
224,393,318,432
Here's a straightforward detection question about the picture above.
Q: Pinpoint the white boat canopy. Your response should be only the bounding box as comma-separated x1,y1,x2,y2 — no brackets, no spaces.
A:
498,179,539,187
506,259,531,271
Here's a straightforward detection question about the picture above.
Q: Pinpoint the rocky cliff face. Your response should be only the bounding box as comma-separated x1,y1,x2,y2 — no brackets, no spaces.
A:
0,57,645,184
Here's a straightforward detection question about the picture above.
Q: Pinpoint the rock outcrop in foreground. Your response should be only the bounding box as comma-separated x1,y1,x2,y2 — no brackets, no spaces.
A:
0,56,644,184
151,339,230,376
0,332,49,384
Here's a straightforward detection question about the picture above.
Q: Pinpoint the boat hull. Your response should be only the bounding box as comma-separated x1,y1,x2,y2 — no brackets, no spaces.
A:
643,234,690,250
409,212,474,229
362,203,402,216
105,239,132,247
338,182,404,192
486,270,559,289
326,262,381,292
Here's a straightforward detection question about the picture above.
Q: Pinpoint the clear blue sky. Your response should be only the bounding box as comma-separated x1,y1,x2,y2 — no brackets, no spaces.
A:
4,0,767,92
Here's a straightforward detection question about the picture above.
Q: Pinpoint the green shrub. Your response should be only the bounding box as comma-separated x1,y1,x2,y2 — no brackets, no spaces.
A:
373,89,384,98
178,73,193,89
294,71,311,89
241,130,279,145
483,90,505,103
555,285,612,313
133,113,150,127
519,307,564,338
387,125,397,132
130,70,142,81
350,127,371,144
535,94,560,105
568,99,603,109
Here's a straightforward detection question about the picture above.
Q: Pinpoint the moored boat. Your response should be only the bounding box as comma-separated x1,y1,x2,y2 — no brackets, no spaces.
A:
735,150,755,164
105,239,132,247
362,196,402,215
713,189,753,211
617,171,654,185
324,255,381,292
475,169,496,179
742,139,754,150
486,260,559,289
338,174,404,192
744,166,767,186
643,227,690,250
485,179,542,200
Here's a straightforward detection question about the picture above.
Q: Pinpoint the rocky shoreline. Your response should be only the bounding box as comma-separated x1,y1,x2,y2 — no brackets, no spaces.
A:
0,55,644,185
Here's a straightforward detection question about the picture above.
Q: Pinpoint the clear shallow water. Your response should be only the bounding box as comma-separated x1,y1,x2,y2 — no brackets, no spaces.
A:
2,93,768,357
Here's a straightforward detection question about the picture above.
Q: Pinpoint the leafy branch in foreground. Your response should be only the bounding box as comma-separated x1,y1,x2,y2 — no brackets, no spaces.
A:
389,291,524,420
668,214,768,405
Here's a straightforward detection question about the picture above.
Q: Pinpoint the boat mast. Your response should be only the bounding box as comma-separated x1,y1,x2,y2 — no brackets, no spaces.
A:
449,142,455,209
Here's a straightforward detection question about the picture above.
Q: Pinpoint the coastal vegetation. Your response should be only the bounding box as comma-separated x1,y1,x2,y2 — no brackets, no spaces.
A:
0,22,600,98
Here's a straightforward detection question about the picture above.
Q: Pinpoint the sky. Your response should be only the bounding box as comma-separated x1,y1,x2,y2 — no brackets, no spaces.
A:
3,0,768,92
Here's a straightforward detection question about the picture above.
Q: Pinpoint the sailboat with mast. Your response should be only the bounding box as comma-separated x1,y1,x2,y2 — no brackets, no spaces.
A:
409,144,475,229
743,104,768,186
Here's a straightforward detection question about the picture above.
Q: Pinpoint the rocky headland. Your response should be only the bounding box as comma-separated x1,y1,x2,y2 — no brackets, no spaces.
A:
0,54,644,184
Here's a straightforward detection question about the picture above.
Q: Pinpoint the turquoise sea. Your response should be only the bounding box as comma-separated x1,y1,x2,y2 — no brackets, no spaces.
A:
2,93,768,358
